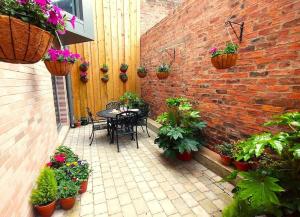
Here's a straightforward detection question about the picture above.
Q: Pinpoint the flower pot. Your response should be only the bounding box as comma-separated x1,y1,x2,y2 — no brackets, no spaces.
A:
120,73,128,82
34,200,56,217
80,76,88,83
60,197,76,210
101,77,109,83
211,53,238,69
177,151,192,161
219,154,233,166
156,72,169,80
120,68,127,73
101,68,108,73
0,15,54,64
137,71,147,78
44,61,73,76
233,161,250,171
79,180,88,193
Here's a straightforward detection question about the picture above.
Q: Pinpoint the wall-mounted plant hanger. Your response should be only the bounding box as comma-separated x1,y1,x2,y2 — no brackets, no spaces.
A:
225,20,244,43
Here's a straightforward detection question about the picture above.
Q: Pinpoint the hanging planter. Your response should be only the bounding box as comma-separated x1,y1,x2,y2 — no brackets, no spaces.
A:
137,66,147,78
101,74,109,83
79,61,89,72
119,73,128,82
0,1,76,64
210,43,238,69
43,48,80,76
156,63,170,80
120,63,128,73
100,64,108,73
80,71,88,83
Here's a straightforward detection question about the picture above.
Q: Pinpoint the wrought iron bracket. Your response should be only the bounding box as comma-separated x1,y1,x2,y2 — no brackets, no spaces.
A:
225,21,244,43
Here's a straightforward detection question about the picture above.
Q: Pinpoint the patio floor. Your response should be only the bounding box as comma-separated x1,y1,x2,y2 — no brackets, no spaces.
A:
54,125,233,217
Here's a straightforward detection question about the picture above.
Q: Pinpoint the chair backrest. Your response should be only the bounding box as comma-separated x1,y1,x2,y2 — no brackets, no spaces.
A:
139,103,150,118
86,107,94,124
115,111,138,127
106,101,121,110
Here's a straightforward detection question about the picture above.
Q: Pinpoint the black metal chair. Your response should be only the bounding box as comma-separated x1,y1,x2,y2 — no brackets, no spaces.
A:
110,111,139,152
137,103,151,137
86,107,107,146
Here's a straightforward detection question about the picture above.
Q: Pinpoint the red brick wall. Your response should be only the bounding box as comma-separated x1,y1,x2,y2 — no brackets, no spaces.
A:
141,0,181,34
0,62,59,217
141,0,300,145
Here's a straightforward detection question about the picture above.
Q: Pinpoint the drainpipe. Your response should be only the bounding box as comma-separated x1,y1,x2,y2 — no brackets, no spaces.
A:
65,73,75,128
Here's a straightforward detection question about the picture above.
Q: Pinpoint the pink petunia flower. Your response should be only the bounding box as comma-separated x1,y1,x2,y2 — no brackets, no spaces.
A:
54,153,65,163
46,162,52,167
70,16,76,29
210,47,217,54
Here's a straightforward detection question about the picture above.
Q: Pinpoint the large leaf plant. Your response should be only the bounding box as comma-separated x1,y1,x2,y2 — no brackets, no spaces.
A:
154,97,206,158
223,112,300,217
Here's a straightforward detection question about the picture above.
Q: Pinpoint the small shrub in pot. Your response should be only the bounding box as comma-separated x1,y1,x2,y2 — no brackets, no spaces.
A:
137,66,147,78
156,63,170,79
58,180,80,210
216,143,233,166
100,64,109,73
210,42,238,69
120,63,128,73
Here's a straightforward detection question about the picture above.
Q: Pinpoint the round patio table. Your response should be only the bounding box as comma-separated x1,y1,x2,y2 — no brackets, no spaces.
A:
96,108,140,119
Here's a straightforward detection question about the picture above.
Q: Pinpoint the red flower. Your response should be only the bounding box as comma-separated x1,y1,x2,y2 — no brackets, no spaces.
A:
46,162,52,167
54,154,65,163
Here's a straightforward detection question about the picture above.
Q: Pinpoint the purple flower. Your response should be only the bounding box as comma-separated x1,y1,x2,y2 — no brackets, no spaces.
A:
34,0,48,7
17,0,28,4
70,16,76,29
210,47,217,54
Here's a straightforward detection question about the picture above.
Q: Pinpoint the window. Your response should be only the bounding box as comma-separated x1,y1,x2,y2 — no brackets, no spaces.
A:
52,0,83,20
51,76,61,129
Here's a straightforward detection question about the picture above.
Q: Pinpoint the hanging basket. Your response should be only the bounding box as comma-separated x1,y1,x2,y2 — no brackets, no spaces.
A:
156,72,169,80
0,15,54,64
119,73,128,82
211,53,238,69
80,76,88,83
79,63,89,72
101,77,109,83
137,71,147,78
100,67,108,73
44,61,73,76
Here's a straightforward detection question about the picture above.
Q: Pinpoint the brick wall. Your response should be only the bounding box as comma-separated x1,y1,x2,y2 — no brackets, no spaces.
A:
141,0,300,146
141,0,182,34
0,62,59,217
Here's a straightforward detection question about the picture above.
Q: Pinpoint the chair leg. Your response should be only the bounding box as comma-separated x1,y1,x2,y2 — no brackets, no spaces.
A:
136,126,139,149
89,131,94,146
89,126,93,139
116,131,120,152
145,119,150,137
141,125,145,132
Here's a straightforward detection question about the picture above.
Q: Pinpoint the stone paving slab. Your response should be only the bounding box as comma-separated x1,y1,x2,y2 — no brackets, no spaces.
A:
53,125,233,217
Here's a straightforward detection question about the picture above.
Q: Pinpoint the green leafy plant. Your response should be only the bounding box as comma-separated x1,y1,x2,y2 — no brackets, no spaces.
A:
217,143,233,157
69,160,91,182
58,180,80,199
156,63,170,73
101,64,108,70
154,97,206,158
54,145,79,163
223,112,300,217
119,73,128,81
120,63,128,71
30,168,57,206
210,43,238,58
101,73,109,82
120,92,145,109
137,66,147,74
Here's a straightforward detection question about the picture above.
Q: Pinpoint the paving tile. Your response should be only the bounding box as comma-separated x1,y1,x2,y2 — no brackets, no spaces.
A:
147,200,163,214
159,199,177,215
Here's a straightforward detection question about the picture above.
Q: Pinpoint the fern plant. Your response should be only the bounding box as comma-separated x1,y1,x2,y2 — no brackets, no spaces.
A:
154,97,206,158
30,168,57,206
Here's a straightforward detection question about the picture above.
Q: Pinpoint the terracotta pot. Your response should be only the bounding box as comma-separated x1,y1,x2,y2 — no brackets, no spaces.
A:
101,77,109,83
80,76,88,83
79,180,88,193
219,154,233,166
0,15,54,64
234,161,250,171
156,72,169,80
177,151,192,161
34,200,56,217
79,64,88,72
101,67,108,73
120,68,127,73
44,61,73,76
137,71,147,78
211,53,238,69
60,197,76,210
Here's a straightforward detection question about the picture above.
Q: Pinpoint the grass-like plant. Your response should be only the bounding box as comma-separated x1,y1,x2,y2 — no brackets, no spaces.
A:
156,63,170,73
216,143,233,157
30,168,57,206
137,66,147,74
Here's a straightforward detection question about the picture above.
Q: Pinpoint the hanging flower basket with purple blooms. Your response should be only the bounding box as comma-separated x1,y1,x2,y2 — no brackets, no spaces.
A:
43,48,80,76
0,0,76,64
79,61,89,72
210,43,238,69
80,71,88,83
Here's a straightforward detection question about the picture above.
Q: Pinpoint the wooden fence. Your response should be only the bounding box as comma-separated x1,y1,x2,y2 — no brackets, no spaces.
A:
69,0,141,120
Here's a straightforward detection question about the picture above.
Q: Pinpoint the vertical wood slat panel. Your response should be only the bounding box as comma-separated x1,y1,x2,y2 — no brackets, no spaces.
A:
69,0,140,120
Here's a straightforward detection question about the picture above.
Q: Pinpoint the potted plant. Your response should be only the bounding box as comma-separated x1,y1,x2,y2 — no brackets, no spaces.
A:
30,168,58,217
0,0,76,64
222,112,300,217
53,145,79,163
120,63,128,73
69,160,91,194
43,48,80,76
100,64,108,73
210,42,238,69
155,97,206,161
79,61,89,72
216,143,233,166
80,71,88,83
101,74,109,83
119,73,128,82
58,180,79,210
232,144,250,171
119,92,144,109
156,63,170,79
137,66,147,78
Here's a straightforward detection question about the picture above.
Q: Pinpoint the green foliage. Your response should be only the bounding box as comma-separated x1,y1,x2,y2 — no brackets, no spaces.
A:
216,143,233,157
156,63,170,73
120,92,145,109
101,64,108,70
55,145,79,163
69,161,92,182
58,180,80,199
120,63,128,71
30,168,57,206
223,112,300,217
137,66,147,74
54,166,71,185
211,43,238,58
155,97,206,156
